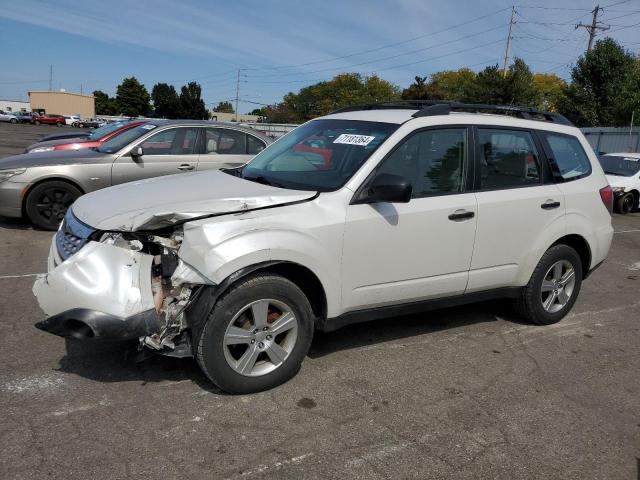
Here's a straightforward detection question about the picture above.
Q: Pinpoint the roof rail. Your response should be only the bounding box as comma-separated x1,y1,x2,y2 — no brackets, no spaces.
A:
330,100,441,114
412,102,573,126
330,101,573,126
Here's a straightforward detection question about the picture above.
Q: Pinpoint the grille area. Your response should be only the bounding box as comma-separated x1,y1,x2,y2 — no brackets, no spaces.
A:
55,210,96,261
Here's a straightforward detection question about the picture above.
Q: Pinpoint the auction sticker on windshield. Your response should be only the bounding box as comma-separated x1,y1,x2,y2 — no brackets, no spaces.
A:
333,134,376,146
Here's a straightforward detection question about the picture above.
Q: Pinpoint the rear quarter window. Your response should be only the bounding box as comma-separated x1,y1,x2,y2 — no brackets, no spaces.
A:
541,132,591,182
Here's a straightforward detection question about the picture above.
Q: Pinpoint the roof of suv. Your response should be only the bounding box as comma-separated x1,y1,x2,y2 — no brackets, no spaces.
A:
321,102,576,134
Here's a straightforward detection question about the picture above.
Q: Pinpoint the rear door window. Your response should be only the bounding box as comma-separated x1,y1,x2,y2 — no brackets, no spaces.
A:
477,128,541,189
541,133,591,182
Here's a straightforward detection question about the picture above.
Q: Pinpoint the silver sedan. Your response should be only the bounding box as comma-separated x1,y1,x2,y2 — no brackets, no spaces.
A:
0,120,272,229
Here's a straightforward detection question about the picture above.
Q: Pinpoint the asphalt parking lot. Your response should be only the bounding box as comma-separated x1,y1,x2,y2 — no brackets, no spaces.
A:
0,123,639,479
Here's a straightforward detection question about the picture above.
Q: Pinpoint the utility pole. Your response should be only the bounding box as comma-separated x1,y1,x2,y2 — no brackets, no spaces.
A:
48,65,53,91
575,5,609,53
502,6,516,77
235,69,241,122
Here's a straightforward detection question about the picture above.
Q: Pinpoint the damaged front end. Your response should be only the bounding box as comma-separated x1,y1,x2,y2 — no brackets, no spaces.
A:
33,210,208,358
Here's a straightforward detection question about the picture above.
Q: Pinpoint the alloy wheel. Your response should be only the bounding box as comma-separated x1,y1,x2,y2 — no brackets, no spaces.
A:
35,187,75,228
540,260,576,313
223,299,298,377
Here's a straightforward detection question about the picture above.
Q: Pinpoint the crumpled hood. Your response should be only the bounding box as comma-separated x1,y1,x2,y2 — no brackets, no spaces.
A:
0,148,109,169
71,169,317,231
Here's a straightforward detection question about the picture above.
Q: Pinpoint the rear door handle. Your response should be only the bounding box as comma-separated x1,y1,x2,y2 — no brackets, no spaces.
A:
178,164,195,171
448,210,475,221
541,200,561,210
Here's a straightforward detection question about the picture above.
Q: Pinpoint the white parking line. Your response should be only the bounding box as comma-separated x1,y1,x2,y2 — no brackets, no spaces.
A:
0,273,43,279
614,229,640,234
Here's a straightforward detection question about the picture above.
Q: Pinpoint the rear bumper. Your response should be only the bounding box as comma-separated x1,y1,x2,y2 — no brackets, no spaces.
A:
35,308,159,340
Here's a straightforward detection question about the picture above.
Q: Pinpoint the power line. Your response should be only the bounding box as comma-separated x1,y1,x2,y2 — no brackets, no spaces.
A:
243,7,511,73
246,25,506,80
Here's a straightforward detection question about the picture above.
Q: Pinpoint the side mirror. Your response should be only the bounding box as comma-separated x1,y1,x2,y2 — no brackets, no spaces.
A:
353,172,412,204
130,146,144,159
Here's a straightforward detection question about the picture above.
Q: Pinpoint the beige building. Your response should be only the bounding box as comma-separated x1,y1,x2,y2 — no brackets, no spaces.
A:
209,111,262,123
29,90,95,118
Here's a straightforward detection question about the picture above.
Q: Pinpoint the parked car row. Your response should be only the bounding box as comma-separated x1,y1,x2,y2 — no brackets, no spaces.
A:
0,120,272,228
0,110,109,127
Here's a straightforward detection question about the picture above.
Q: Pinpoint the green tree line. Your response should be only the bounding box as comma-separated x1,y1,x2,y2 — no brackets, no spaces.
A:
94,78,208,119
97,38,638,127
256,38,639,127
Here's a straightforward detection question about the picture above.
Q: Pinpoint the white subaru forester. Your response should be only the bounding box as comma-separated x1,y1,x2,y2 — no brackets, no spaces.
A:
33,102,614,393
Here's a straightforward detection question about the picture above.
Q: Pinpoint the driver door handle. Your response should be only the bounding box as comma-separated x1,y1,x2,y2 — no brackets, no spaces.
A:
178,164,195,171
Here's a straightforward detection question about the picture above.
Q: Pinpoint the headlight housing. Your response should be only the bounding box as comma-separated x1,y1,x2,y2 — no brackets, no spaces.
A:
611,186,626,193
0,168,26,182
29,146,55,153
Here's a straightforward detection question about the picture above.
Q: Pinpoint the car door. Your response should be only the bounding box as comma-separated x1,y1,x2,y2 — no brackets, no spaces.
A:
111,126,201,185
197,127,265,171
341,127,478,311
468,127,565,292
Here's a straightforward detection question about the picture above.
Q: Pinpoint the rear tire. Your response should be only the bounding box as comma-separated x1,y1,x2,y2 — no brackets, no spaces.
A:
56,121,62,127
616,193,634,214
25,180,82,230
34,120,40,125
10,118,17,124
195,273,314,394
514,244,583,325
78,123,84,128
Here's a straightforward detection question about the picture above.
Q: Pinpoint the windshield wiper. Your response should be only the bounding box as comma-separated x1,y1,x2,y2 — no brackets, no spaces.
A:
244,175,287,188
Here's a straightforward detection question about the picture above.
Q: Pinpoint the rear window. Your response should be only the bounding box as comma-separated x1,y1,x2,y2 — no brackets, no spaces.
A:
542,133,591,181
598,155,640,177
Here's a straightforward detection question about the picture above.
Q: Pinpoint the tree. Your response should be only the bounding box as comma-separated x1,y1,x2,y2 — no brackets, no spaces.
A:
179,81,208,119
401,76,431,100
533,73,567,111
151,83,180,118
93,90,116,115
214,101,234,113
428,69,477,101
558,38,637,126
613,58,640,127
265,73,400,123
115,77,150,117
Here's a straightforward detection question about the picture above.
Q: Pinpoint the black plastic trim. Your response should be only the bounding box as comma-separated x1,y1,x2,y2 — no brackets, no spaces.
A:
35,308,160,340
318,287,522,332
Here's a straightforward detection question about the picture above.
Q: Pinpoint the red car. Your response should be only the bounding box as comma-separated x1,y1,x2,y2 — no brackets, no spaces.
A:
31,114,66,126
25,121,147,153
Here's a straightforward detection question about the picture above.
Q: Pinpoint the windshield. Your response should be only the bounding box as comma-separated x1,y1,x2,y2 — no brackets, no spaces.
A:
241,119,398,191
97,124,157,153
598,155,640,177
88,121,128,140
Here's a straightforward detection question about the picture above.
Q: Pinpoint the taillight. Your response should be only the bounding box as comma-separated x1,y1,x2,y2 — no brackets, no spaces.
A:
599,185,613,214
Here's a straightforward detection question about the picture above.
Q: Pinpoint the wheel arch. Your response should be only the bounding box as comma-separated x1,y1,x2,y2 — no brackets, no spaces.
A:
187,260,328,347
550,234,591,279
21,176,86,216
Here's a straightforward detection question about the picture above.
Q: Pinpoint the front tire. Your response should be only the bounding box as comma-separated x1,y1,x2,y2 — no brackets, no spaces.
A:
514,244,583,325
616,193,634,214
25,180,81,230
10,118,17,124
195,273,314,394
56,121,62,127
34,120,40,125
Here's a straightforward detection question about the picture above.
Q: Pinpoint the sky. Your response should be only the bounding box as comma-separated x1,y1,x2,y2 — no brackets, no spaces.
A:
0,0,638,112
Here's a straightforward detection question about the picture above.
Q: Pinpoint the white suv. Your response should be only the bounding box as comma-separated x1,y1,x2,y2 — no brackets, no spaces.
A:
33,102,614,393
598,152,640,213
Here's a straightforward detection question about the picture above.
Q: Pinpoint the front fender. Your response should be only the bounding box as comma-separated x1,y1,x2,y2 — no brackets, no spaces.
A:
177,225,341,317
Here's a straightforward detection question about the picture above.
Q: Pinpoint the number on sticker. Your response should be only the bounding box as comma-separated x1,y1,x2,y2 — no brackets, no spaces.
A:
333,134,375,146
